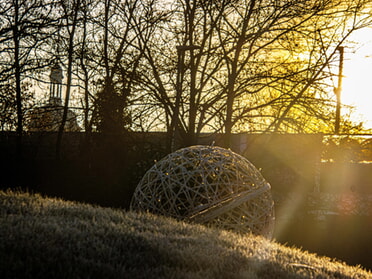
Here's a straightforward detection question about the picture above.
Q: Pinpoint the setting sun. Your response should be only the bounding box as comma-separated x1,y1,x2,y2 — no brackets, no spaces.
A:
341,27,372,130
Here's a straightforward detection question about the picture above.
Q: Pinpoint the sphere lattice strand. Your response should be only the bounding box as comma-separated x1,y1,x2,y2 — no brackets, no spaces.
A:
130,145,275,238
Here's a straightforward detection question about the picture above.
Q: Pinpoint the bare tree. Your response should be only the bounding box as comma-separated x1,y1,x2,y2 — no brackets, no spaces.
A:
54,0,86,159
139,0,372,149
214,0,372,145
135,0,231,150
92,0,149,135
0,0,57,159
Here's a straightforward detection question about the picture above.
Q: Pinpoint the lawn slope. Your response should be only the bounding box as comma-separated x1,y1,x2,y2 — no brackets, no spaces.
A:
0,190,370,279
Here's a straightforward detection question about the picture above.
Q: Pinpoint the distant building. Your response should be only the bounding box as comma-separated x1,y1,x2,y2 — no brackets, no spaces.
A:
27,62,80,132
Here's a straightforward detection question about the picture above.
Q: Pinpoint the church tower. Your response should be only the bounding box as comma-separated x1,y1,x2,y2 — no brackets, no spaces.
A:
49,61,63,106
26,61,80,132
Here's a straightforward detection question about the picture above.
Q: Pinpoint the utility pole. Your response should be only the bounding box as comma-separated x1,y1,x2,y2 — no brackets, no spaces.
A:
335,46,344,134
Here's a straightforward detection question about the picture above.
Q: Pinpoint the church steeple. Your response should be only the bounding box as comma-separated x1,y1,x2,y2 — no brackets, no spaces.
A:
26,59,80,132
49,61,63,106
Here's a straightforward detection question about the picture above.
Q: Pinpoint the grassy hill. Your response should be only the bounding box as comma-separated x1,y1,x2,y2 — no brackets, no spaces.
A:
0,190,370,279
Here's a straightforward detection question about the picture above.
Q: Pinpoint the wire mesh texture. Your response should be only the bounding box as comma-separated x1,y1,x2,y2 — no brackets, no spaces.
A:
130,145,275,238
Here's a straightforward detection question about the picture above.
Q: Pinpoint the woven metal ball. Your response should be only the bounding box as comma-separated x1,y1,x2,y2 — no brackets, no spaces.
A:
130,145,275,237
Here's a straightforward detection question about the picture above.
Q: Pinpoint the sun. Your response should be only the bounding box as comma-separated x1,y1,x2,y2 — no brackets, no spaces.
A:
341,27,372,130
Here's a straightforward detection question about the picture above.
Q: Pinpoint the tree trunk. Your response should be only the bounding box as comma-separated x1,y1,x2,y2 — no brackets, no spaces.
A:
13,0,23,163
223,0,255,148
56,0,80,160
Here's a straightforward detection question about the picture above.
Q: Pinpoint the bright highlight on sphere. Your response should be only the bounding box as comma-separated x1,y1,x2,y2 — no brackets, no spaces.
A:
130,145,275,238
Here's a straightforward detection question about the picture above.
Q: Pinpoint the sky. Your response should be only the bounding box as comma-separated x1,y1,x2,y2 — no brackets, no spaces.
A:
341,27,372,130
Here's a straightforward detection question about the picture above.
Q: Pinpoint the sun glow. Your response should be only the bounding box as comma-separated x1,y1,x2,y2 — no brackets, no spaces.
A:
341,27,372,130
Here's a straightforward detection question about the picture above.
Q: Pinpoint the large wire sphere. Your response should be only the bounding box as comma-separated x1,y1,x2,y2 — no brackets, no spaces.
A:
130,145,275,238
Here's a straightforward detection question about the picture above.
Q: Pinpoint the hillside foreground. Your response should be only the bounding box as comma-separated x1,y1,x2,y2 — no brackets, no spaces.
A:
0,190,371,279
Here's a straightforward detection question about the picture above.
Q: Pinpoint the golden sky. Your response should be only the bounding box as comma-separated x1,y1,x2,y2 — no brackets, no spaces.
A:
342,27,372,129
